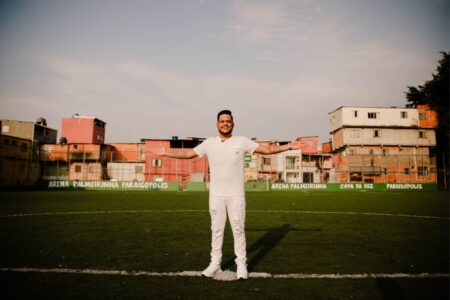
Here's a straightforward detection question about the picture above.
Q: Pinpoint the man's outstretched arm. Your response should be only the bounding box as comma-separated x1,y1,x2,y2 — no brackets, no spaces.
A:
254,137,306,155
154,148,198,159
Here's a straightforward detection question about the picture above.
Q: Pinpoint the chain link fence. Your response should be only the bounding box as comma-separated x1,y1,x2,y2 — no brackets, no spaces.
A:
1,149,448,189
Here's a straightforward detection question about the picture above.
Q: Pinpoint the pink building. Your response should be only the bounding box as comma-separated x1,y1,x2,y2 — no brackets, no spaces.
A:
61,115,106,144
144,138,209,185
299,136,318,154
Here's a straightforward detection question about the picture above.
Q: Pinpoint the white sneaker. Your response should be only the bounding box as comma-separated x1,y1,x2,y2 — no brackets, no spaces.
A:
236,264,248,280
201,262,222,278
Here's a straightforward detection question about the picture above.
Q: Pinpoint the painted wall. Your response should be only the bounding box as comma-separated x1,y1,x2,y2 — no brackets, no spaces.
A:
144,140,209,184
109,143,145,162
61,117,105,144
332,128,436,149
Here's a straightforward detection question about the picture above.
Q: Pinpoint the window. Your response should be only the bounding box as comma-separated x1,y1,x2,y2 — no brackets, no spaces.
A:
348,149,356,155
369,149,374,155
352,110,358,117
285,156,296,169
4,139,10,145
303,172,314,183
373,130,381,138
419,113,427,120
263,157,271,165
350,130,360,138
20,143,28,152
368,112,379,119
401,111,408,118
418,166,428,176
135,166,143,173
75,165,82,173
419,131,426,138
88,166,97,173
382,149,388,155
152,159,162,167
404,168,410,175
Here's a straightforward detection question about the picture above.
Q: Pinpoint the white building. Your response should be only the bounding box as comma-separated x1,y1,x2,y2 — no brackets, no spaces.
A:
328,105,437,183
328,106,436,149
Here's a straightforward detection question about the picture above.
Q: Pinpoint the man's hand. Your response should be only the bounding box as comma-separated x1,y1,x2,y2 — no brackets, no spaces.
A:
152,147,198,159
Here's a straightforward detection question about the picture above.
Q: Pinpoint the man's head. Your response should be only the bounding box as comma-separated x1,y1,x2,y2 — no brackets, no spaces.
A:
217,110,234,137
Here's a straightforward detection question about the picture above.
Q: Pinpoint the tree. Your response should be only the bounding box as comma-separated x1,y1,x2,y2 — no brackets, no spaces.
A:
405,52,449,188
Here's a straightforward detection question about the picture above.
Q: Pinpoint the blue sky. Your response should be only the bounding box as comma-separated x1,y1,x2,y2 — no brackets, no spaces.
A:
0,0,448,143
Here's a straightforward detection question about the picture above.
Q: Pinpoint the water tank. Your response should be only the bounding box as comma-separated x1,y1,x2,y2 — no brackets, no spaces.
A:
36,117,47,126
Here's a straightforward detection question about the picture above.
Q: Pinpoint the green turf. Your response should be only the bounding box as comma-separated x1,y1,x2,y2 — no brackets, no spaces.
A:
0,190,449,299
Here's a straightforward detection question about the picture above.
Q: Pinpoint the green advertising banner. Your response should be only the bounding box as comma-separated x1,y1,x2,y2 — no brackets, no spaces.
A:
270,182,437,191
42,181,437,191
45,180,180,191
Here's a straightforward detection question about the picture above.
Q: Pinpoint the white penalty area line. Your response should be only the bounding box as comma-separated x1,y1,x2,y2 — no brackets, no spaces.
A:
0,267,448,280
0,210,448,220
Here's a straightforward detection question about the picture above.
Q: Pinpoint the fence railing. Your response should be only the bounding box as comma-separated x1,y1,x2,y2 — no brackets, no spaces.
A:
1,150,448,189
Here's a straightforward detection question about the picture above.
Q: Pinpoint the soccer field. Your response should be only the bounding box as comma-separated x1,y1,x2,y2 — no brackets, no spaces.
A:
0,190,448,299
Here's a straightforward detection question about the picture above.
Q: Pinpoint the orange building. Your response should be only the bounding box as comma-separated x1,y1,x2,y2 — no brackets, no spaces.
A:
39,143,112,180
61,115,106,144
144,138,208,185
417,104,438,129
109,143,145,162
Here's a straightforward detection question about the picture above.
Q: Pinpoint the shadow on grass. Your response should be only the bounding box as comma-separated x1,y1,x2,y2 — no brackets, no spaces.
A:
222,224,322,271
376,278,405,300
377,278,405,300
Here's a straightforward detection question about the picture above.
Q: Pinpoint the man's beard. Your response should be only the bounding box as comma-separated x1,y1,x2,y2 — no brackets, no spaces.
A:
219,127,233,136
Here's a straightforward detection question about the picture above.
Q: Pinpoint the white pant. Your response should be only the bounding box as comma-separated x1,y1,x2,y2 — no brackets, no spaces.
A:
208,196,246,265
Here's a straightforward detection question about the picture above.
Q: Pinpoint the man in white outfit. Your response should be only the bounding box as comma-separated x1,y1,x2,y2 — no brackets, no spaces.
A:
156,110,304,280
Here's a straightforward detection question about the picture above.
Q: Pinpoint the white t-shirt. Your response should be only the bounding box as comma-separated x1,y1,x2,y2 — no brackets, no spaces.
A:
194,136,259,197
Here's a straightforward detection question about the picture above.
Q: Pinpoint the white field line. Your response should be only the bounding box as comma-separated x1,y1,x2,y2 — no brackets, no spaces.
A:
0,210,448,220
0,267,448,280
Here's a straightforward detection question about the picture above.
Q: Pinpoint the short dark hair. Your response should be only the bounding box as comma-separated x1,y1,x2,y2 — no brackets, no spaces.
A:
217,110,233,121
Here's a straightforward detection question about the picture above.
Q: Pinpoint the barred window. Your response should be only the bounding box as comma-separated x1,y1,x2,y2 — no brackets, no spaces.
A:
373,130,381,138
368,112,379,119
418,166,428,176
285,156,296,169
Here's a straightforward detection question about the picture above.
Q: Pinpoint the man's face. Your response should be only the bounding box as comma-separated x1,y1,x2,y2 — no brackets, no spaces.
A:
217,114,234,136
